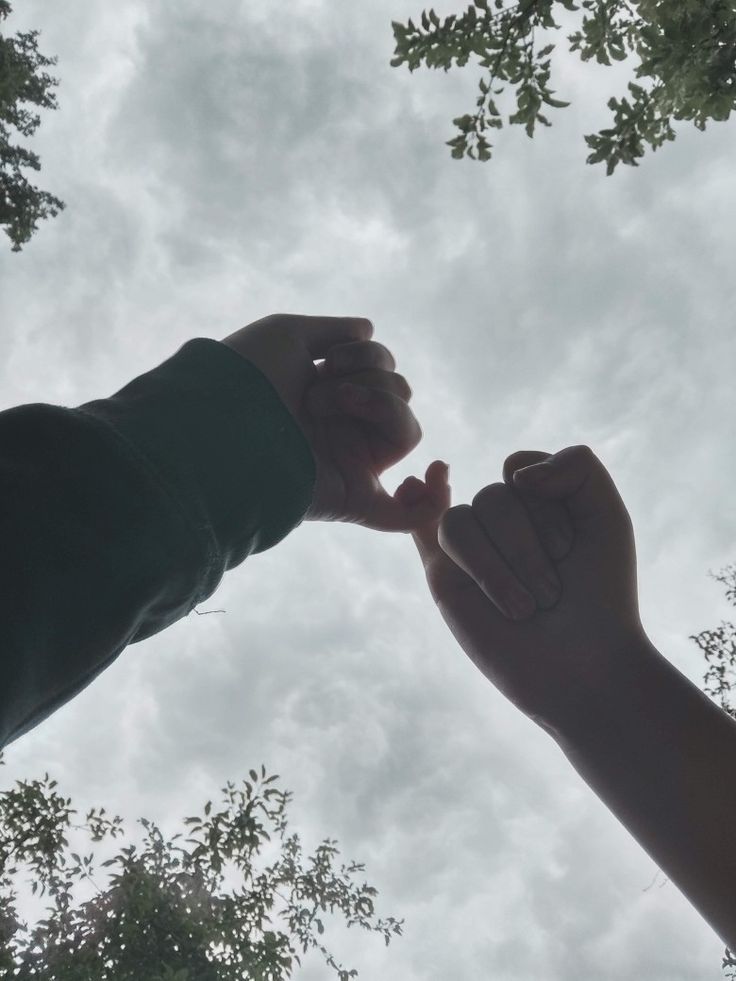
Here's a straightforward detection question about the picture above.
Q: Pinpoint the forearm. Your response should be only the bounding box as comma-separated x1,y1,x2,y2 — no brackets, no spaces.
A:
553,637,736,950
0,340,314,750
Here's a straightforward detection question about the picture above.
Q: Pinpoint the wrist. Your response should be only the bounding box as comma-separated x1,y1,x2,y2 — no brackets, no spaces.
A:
546,631,664,747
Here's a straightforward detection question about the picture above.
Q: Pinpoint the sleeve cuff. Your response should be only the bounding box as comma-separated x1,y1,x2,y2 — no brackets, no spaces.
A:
77,337,317,589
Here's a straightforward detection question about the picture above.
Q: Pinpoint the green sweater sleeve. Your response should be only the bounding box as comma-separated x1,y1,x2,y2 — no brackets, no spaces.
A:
0,338,316,750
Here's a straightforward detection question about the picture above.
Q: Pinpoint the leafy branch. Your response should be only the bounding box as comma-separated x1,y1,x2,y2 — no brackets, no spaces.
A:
0,758,403,979
390,0,736,173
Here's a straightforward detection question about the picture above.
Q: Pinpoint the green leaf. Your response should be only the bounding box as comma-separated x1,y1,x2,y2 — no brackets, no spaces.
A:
542,95,571,108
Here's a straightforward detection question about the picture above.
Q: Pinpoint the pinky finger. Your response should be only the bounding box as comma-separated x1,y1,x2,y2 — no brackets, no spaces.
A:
395,475,427,507
425,460,450,499
396,462,450,510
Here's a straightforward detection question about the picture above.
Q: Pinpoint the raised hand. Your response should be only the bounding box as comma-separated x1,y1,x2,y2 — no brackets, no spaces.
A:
395,445,647,736
222,313,443,531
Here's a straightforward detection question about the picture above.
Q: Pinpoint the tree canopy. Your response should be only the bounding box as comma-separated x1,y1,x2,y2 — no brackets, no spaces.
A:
390,0,736,173
0,760,403,980
0,0,65,252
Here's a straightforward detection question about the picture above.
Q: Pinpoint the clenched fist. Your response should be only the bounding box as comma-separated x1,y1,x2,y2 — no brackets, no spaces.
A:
395,446,648,737
222,313,444,532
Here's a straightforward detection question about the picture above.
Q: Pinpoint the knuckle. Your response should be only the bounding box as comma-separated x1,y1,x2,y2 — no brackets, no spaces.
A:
503,451,527,473
438,504,473,544
502,450,551,483
393,372,411,400
374,342,396,367
571,443,595,462
472,482,511,512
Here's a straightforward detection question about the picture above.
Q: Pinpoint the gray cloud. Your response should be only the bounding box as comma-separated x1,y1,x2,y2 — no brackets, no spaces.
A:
1,0,733,977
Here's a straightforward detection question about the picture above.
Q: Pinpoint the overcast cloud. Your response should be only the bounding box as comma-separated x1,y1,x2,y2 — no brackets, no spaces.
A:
1,1,734,978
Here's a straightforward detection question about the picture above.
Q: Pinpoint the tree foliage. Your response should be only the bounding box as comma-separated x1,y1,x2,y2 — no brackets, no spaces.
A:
0,0,65,253
689,563,736,978
691,563,736,723
390,0,736,173
0,758,403,979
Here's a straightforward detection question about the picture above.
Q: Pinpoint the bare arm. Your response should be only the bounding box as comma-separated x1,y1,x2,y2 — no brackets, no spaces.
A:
556,634,736,950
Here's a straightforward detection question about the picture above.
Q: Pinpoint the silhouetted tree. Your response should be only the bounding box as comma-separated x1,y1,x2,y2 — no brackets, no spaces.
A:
0,758,403,979
0,0,65,252
390,0,736,173
689,563,736,978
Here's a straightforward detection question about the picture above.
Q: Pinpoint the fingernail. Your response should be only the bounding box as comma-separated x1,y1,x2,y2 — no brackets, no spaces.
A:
503,590,536,621
513,463,553,486
544,526,571,560
535,573,561,609
341,382,370,403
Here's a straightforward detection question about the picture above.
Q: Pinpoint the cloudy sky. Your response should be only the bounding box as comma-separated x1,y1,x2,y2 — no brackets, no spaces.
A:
2,1,735,977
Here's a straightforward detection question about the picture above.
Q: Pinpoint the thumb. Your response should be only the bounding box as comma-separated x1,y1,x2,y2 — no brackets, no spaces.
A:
511,444,625,523
284,314,374,359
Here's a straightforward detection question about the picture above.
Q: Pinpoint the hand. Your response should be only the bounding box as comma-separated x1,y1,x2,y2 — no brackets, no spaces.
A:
395,446,648,736
221,313,443,531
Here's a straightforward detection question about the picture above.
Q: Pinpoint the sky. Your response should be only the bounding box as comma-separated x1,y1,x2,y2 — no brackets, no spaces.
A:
1,1,735,977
